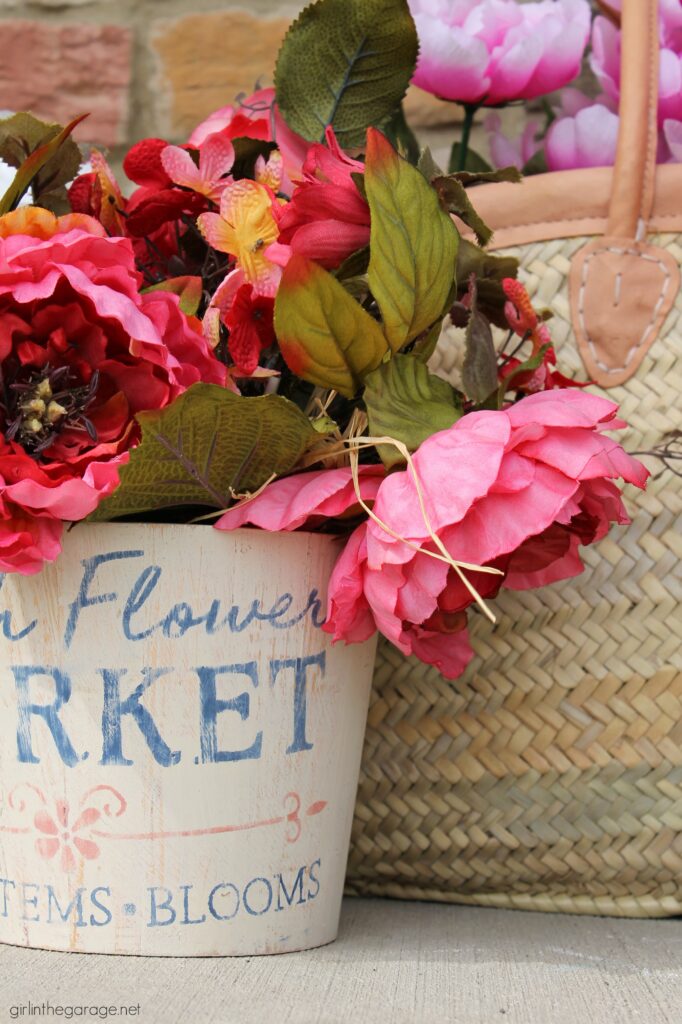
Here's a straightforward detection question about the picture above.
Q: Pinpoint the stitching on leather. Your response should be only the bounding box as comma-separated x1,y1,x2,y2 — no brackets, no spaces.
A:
642,1,658,223
484,213,682,235
578,245,671,374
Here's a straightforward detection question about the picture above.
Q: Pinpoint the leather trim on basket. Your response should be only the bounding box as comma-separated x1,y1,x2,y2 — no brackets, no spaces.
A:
569,237,681,387
455,165,682,251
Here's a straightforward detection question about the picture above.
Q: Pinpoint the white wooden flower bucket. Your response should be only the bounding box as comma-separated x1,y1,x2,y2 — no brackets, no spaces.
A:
0,523,376,956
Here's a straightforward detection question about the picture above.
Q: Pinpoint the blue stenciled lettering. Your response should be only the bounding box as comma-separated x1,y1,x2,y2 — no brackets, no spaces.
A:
197,662,263,764
121,564,162,641
0,879,15,917
14,666,80,766
21,883,40,922
148,887,176,927
0,576,37,641
275,867,306,912
208,883,240,922
121,561,324,644
100,667,180,767
242,877,273,917
307,859,321,901
90,887,113,927
65,550,144,649
270,652,326,755
181,885,207,925
47,886,87,927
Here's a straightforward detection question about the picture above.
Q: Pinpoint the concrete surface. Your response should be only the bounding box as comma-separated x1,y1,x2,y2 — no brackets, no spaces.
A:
2,897,681,1024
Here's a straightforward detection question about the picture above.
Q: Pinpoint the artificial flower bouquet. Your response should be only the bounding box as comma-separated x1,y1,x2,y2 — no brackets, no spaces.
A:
0,0,648,682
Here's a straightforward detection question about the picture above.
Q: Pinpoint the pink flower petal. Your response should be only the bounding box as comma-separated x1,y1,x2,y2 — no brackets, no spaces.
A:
34,811,59,835
73,836,100,860
215,467,384,533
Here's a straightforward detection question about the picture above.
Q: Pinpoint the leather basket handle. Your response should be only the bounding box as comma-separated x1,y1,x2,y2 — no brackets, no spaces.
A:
569,0,681,388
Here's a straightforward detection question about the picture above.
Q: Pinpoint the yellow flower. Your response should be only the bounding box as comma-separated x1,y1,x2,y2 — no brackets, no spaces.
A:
197,180,281,296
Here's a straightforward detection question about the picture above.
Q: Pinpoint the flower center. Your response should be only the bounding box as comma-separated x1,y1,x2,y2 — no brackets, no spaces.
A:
4,365,100,457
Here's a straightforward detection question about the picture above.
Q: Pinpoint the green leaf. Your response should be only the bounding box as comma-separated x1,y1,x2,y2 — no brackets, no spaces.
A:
0,114,87,216
447,166,522,187
274,0,418,148
90,384,318,521
521,149,548,176
432,175,493,247
275,254,388,398
365,128,460,352
461,278,499,404
334,244,370,281
143,276,203,316
417,147,444,181
447,145,492,174
456,239,519,329
381,102,420,165
364,354,462,467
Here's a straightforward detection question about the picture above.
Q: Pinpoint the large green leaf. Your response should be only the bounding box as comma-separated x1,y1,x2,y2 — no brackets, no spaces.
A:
0,114,86,215
275,254,388,398
274,0,418,148
365,128,460,352
90,384,318,521
364,354,461,467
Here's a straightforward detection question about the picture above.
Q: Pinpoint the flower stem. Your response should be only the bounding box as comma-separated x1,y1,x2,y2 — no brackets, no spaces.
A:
451,103,478,173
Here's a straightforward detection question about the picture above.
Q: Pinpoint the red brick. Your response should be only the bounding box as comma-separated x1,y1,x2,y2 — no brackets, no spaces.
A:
0,21,132,147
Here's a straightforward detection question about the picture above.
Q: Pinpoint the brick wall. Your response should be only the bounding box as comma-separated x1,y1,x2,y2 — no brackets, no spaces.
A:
0,0,468,163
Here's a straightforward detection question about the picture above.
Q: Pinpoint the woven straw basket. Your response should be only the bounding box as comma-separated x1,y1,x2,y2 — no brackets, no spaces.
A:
347,0,682,916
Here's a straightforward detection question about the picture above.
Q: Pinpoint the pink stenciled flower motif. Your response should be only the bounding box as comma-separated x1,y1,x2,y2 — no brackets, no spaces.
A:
198,180,282,297
34,800,102,872
161,133,236,204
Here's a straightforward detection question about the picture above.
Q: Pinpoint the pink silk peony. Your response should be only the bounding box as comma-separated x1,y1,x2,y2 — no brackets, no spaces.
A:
328,390,648,679
591,14,682,125
213,390,647,680
214,466,384,533
544,101,619,170
408,0,591,106
484,112,542,170
0,215,226,573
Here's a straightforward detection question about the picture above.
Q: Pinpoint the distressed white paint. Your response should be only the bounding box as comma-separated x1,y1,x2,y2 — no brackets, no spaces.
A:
0,524,376,956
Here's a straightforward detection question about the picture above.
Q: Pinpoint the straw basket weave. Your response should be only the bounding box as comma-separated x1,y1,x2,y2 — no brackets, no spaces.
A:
347,0,682,917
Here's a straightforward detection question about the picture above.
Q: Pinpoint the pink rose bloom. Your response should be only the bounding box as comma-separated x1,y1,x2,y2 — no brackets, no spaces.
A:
408,0,591,105
188,88,309,195
328,390,648,679
268,128,371,271
0,213,225,573
591,14,682,125
485,112,542,169
545,100,619,170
